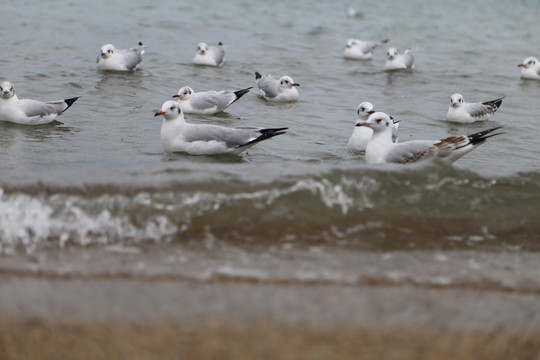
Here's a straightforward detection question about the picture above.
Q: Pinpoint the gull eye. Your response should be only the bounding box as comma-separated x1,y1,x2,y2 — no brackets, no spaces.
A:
360,107,365,112
376,119,381,124
170,105,175,111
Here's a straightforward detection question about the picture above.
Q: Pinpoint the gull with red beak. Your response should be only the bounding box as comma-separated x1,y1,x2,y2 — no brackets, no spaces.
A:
384,47,415,70
361,112,503,165
254,72,300,102
446,93,504,123
518,56,540,80
97,42,145,71
154,100,287,155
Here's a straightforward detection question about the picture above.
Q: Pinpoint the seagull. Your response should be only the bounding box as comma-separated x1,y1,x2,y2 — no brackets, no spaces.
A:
446,94,504,123
360,112,503,165
192,42,225,66
0,81,80,125
518,56,540,80
97,42,145,71
344,38,389,60
347,8,363,17
254,72,300,102
154,100,287,155
172,86,252,115
384,47,415,70
347,102,399,152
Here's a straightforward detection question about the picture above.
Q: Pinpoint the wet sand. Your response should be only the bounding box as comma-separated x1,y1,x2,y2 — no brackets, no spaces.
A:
1,271,540,359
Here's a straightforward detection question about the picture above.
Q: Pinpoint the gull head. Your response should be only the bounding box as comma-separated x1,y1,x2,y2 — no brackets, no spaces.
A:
450,93,464,108
518,56,538,69
387,47,399,60
154,100,183,121
345,39,360,49
196,42,209,55
173,86,194,101
356,102,375,122
100,44,116,58
0,81,15,99
361,112,393,133
279,76,300,89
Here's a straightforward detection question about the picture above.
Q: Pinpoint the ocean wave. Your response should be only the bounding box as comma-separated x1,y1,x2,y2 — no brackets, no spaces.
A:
1,166,540,254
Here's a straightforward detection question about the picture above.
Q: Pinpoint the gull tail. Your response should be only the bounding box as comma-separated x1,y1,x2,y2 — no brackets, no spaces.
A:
233,87,253,101
61,97,80,113
465,126,504,147
255,72,262,80
483,97,505,111
242,127,288,147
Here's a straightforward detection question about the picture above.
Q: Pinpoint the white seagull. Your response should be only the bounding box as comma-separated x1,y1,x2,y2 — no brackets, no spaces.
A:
518,56,540,80
360,112,503,165
254,72,300,102
446,93,504,123
0,81,79,125
192,42,225,67
384,47,415,70
172,86,252,115
347,102,399,152
154,100,287,155
344,38,389,60
97,42,145,71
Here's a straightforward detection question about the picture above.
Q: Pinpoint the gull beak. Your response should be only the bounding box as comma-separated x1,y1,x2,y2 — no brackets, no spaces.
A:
518,63,525,67
292,83,300,87
172,94,180,98
101,52,106,57
368,110,375,114
154,110,165,117
358,123,371,128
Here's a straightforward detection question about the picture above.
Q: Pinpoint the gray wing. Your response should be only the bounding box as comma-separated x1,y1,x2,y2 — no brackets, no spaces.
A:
19,99,68,117
209,45,225,65
402,50,415,68
463,102,496,118
117,45,144,70
359,40,385,53
191,91,234,111
184,124,256,147
257,76,280,98
383,140,438,164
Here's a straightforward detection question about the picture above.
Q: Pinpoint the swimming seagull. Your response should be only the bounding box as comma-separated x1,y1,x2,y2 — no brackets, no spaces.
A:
97,42,145,71
384,47,415,70
154,100,287,155
518,56,540,80
172,86,252,115
192,42,225,66
446,93,504,123
254,72,300,102
0,81,80,125
361,112,503,165
343,38,389,60
347,8,363,17
348,102,399,152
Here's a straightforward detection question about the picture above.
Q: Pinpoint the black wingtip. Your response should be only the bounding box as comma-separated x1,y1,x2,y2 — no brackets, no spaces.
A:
234,87,253,100
255,72,262,80
62,96,80,113
487,96,505,109
468,126,504,144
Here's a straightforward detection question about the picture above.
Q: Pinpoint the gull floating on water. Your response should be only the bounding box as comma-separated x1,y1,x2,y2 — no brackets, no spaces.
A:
347,102,399,152
172,86,252,115
97,42,145,71
0,81,79,125
344,38,389,60
192,42,225,67
384,47,415,70
446,93,504,123
518,56,540,80
154,100,287,155
255,72,300,102
347,8,363,17
361,112,503,164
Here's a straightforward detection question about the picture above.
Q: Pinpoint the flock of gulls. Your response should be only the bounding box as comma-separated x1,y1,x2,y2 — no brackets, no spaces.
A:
1,33,539,165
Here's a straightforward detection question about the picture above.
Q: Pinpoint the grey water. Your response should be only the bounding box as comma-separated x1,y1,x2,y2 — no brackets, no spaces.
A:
1,0,540,291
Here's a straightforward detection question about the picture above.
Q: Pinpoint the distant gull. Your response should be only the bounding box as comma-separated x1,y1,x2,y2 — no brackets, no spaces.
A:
0,81,79,125
446,93,504,123
254,72,300,102
344,38,389,60
361,112,503,164
172,86,252,115
347,8,363,17
192,42,225,67
384,47,415,70
518,56,540,80
154,100,287,155
348,102,400,152
97,42,145,71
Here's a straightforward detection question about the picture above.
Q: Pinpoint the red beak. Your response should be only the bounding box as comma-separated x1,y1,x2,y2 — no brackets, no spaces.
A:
367,110,375,114
518,63,525,67
172,94,180,98
292,83,300,87
154,110,165,117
